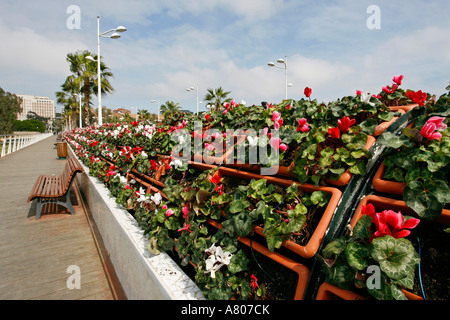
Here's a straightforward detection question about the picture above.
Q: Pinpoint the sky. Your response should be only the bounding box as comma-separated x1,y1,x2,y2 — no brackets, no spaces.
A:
0,0,449,115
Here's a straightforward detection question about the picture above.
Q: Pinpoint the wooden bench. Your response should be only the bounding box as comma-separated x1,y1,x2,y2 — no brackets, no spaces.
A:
27,157,84,219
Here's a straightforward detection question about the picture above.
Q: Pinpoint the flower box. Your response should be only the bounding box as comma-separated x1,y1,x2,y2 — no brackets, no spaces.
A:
205,166,342,259
372,162,450,225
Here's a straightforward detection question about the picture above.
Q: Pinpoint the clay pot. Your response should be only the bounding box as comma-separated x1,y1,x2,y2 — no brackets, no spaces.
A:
315,282,364,300
388,104,419,113
206,219,310,300
209,166,342,259
372,163,450,225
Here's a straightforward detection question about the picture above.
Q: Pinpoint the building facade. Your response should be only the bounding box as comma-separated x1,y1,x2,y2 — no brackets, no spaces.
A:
16,94,55,122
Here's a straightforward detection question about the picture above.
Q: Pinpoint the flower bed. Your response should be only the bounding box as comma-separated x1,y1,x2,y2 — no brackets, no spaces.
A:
64,78,449,300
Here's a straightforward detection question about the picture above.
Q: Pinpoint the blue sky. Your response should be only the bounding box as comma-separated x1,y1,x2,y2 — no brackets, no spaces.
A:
0,0,449,115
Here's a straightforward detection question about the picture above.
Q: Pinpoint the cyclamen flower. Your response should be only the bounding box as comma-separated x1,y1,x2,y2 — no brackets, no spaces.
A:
204,244,233,279
204,143,215,151
177,223,192,233
382,84,398,94
209,171,222,185
250,274,259,291
269,137,288,152
360,92,375,107
304,87,312,98
363,204,420,243
165,209,174,217
182,203,189,218
150,192,162,206
421,122,443,140
328,127,341,139
426,116,447,131
271,111,284,130
338,116,356,133
407,90,428,106
247,136,259,147
296,118,310,132
393,75,404,86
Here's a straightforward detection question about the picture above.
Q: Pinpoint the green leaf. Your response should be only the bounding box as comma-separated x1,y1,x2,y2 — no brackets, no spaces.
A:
353,214,373,240
378,132,412,149
228,249,249,274
229,199,251,214
370,236,420,281
344,242,370,270
404,180,450,220
322,237,347,259
221,211,252,237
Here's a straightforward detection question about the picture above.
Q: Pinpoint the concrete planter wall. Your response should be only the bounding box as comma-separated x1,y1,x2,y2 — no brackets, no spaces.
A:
70,148,204,300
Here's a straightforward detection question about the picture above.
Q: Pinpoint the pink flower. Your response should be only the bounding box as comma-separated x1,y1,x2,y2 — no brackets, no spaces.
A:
182,203,189,219
296,118,310,132
269,137,288,152
393,75,404,86
177,223,192,233
421,122,443,140
211,132,221,140
272,111,283,130
426,116,447,131
382,84,398,94
204,143,215,151
165,209,174,217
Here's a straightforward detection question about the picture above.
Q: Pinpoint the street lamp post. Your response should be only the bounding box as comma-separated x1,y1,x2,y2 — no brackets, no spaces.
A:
86,16,126,126
268,55,292,100
150,99,160,121
186,84,199,114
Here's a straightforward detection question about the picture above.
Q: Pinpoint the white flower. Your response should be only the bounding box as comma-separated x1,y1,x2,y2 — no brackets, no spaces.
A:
118,174,127,185
141,151,148,158
178,135,186,145
170,159,183,169
204,244,233,279
360,92,375,107
247,136,259,147
150,192,162,206
136,187,150,206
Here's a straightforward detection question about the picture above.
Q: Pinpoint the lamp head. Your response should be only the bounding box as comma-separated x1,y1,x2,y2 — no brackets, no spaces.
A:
110,33,121,39
115,26,127,33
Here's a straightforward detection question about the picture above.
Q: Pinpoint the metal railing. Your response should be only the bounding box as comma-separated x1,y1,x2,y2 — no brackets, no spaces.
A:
0,133,53,158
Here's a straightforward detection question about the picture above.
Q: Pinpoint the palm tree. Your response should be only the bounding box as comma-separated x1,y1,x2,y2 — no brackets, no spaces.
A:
160,101,181,118
204,87,232,112
55,75,79,128
65,50,114,126
137,109,151,121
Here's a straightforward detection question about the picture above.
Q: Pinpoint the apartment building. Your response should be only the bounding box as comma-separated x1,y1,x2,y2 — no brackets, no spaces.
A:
16,94,55,122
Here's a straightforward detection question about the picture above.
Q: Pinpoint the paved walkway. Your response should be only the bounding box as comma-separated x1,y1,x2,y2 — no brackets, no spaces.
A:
0,135,124,300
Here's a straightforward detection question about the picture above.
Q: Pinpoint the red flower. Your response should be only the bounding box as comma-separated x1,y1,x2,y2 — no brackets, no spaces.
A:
393,75,404,86
420,122,442,140
250,274,259,291
362,204,420,243
382,84,398,94
205,114,210,121
337,116,356,133
407,90,427,106
209,171,222,185
304,87,312,98
328,127,340,139
296,118,310,132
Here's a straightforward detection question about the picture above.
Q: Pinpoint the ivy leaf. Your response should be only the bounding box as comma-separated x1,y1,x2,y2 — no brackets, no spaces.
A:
404,180,450,220
370,236,420,281
229,199,251,214
378,132,412,149
228,249,250,274
344,242,370,270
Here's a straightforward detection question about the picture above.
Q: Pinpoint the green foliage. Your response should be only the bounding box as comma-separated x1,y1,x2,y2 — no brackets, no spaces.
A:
0,87,22,134
12,119,46,133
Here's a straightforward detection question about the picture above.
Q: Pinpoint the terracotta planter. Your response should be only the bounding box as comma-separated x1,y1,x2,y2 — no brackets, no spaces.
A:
226,135,377,187
388,103,419,113
347,194,426,300
207,219,310,300
209,166,342,259
324,135,377,187
315,282,364,300
373,109,406,136
372,163,450,225
191,135,247,165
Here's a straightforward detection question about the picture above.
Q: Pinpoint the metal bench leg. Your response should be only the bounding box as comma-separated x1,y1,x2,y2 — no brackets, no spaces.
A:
36,198,43,220
34,188,75,220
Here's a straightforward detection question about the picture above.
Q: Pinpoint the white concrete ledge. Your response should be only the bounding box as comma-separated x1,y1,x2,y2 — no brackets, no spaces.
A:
70,148,204,300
